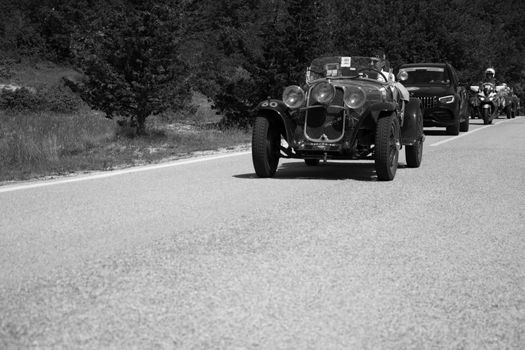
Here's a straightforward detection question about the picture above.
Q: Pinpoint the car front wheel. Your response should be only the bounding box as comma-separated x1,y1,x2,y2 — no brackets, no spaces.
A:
460,115,470,132
405,139,423,168
483,108,491,125
446,118,460,135
375,115,399,181
252,116,280,177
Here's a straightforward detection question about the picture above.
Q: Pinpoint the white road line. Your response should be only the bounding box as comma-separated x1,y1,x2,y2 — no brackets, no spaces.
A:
430,118,517,147
0,151,251,193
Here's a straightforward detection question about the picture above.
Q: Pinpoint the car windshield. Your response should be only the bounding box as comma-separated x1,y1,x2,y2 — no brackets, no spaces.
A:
401,67,450,85
307,56,385,81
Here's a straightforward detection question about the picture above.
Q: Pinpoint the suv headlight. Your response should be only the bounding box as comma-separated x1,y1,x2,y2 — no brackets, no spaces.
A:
311,82,335,104
439,95,455,104
344,86,366,109
282,85,305,109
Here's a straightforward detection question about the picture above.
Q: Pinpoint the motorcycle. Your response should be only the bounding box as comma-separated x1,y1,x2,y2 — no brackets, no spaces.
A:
469,83,503,125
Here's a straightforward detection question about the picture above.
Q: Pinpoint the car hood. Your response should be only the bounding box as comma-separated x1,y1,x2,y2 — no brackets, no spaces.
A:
404,85,454,96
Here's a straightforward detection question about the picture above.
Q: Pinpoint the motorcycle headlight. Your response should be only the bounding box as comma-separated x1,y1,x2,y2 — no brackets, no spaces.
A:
480,97,485,101
311,82,335,104
344,86,366,109
438,95,455,104
282,85,305,109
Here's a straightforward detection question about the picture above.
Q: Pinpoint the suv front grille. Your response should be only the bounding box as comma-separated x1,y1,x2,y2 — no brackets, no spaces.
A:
414,96,437,110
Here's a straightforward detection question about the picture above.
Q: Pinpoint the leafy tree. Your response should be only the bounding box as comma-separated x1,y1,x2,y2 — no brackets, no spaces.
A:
76,1,190,134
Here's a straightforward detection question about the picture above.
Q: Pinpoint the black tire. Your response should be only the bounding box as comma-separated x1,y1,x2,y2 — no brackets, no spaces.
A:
446,118,460,135
405,139,423,168
375,115,399,181
304,159,320,166
252,116,280,177
483,108,491,125
459,116,470,132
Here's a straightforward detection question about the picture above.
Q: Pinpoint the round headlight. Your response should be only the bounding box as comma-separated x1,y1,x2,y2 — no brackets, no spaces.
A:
282,85,305,109
344,86,366,109
311,82,335,104
397,70,409,81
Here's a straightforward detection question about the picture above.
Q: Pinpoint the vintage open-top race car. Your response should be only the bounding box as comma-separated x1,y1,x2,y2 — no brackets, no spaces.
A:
251,55,424,181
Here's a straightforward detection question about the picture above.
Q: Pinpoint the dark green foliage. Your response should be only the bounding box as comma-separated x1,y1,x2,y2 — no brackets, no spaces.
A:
0,88,40,111
1,0,525,121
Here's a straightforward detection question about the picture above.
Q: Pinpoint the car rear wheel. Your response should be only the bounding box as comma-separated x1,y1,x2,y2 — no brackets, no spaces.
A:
304,159,320,166
252,116,280,177
375,115,399,181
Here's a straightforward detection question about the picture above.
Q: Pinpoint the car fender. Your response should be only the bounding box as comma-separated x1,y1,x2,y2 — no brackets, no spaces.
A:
401,98,423,145
368,102,397,123
369,102,397,113
256,99,294,142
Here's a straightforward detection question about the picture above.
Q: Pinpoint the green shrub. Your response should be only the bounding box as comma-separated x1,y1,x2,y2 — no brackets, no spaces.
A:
0,88,39,111
0,58,13,79
0,84,83,112
39,84,83,113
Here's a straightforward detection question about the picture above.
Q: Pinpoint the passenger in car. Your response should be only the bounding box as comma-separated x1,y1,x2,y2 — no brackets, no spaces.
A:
373,51,409,119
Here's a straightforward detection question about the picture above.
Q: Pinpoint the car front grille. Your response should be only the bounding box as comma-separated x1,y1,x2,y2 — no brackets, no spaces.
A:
414,96,437,110
305,87,345,141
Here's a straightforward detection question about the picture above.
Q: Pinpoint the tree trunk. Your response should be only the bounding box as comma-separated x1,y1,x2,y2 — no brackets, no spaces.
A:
136,113,147,135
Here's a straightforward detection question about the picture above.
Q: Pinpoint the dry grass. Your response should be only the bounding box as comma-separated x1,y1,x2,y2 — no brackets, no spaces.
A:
0,108,251,183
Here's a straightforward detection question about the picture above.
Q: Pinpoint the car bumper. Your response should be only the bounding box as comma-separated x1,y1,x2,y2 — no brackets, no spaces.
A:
416,97,460,127
423,107,458,127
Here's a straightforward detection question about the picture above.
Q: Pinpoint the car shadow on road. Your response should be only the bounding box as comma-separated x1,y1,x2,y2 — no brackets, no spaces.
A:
234,161,408,181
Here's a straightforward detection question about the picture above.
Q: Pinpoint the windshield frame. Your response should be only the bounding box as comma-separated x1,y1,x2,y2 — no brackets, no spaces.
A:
306,56,389,82
399,66,451,86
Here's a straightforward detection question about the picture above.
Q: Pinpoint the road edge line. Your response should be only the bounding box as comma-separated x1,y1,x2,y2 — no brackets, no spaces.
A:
430,118,517,147
0,151,251,193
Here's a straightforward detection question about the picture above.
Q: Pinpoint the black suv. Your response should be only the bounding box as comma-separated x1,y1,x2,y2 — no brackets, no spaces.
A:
397,63,469,135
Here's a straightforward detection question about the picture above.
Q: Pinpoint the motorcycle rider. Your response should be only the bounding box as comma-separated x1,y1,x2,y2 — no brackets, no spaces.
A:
482,67,497,85
471,67,501,123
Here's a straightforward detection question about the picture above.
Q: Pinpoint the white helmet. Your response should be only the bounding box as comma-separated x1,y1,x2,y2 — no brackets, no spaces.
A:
485,67,495,75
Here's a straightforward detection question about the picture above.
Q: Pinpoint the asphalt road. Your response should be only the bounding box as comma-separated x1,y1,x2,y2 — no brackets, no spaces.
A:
1,117,524,349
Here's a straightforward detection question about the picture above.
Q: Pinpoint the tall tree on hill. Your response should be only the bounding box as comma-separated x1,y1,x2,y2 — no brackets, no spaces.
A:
76,0,191,134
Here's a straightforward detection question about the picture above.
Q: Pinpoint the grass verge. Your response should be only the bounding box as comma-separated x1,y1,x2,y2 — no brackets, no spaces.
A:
0,109,252,184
